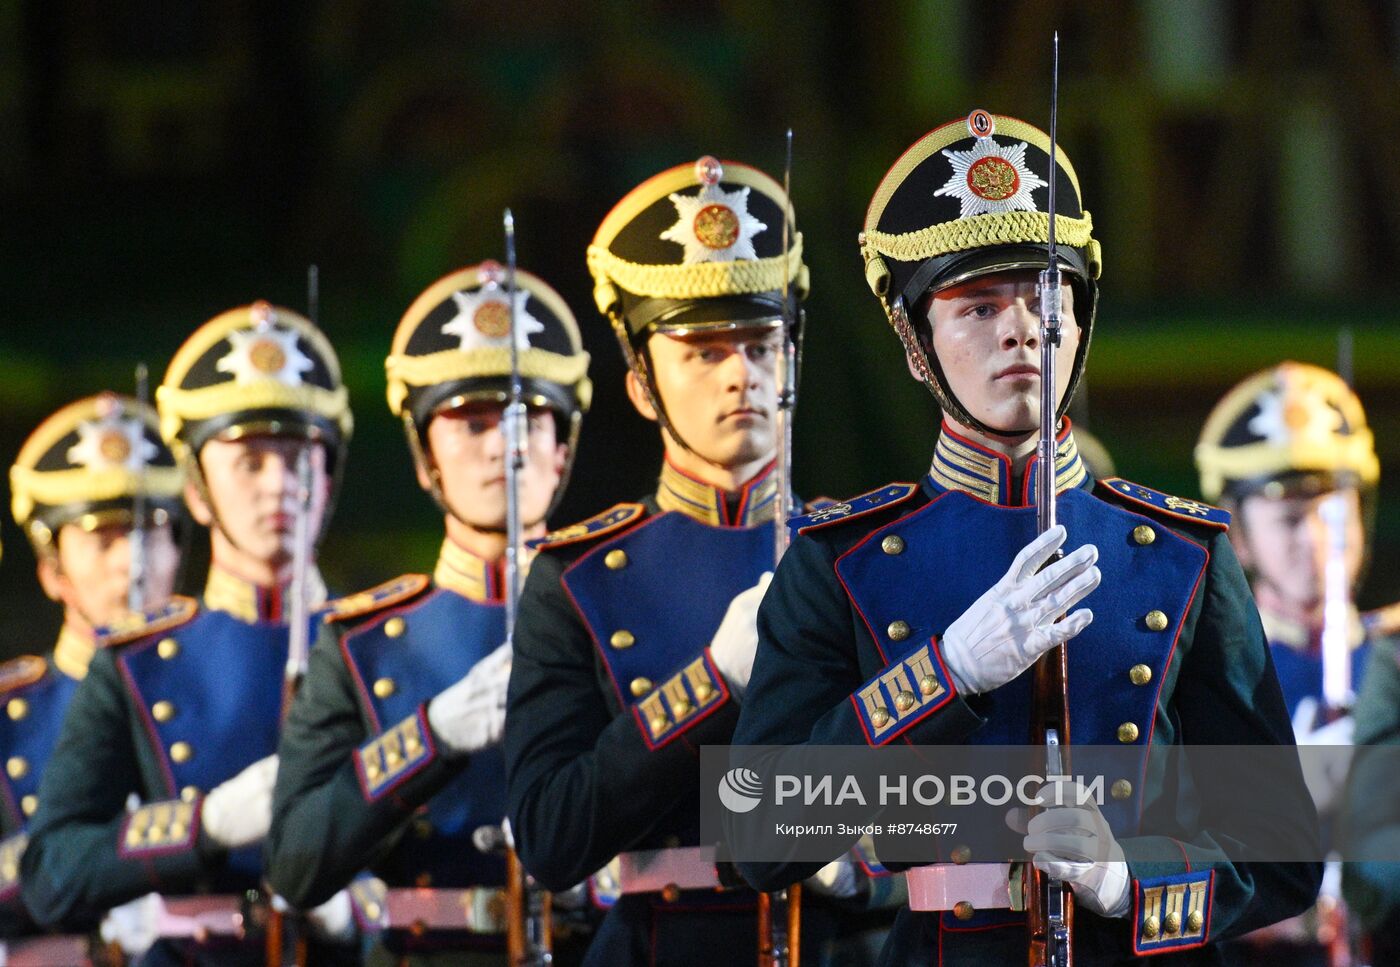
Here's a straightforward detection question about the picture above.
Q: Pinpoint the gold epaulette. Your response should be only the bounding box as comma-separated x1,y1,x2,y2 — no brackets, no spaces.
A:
0,655,47,694
99,596,200,647
532,502,646,550
1098,478,1231,530
322,574,431,625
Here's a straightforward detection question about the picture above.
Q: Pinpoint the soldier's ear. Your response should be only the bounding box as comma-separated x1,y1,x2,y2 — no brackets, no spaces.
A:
36,553,64,603
183,480,214,527
553,441,569,477
625,371,659,423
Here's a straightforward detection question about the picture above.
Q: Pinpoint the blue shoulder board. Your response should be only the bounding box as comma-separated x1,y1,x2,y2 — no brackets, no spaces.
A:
530,502,646,550
789,483,918,536
1099,477,1230,530
323,574,431,625
97,595,199,646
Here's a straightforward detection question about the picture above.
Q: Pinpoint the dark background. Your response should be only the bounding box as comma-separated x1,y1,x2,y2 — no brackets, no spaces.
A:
4,0,1400,652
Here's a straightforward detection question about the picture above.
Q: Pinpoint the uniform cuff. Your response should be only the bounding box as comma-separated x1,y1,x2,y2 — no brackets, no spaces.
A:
354,706,438,802
119,798,200,859
632,651,730,750
1131,869,1212,955
850,638,956,745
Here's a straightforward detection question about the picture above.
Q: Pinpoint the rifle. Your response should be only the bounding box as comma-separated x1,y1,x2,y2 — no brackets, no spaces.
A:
267,269,320,967
501,210,555,967
757,127,802,967
1026,32,1073,967
128,364,150,614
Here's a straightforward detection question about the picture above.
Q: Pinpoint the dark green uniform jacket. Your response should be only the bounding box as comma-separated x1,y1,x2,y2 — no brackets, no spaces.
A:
733,427,1321,965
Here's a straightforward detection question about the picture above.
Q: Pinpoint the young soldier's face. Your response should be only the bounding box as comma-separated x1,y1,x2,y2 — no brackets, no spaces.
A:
1236,487,1364,611
640,328,782,470
39,521,179,627
191,435,330,568
927,271,1079,435
424,402,566,530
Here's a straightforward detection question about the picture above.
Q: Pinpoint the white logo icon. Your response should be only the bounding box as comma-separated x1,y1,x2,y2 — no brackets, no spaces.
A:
718,767,763,813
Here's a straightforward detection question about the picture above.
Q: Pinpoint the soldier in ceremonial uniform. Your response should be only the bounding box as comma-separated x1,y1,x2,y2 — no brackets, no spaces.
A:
21,302,356,965
731,112,1321,963
503,156,835,965
266,262,591,965
1,393,185,943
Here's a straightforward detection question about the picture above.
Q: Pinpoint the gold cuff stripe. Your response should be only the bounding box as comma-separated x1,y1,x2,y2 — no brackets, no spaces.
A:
862,211,1093,267
587,234,804,302
155,382,352,446
10,465,183,528
384,347,592,417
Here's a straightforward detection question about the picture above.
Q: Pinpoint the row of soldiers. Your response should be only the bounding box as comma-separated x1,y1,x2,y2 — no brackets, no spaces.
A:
0,107,1397,966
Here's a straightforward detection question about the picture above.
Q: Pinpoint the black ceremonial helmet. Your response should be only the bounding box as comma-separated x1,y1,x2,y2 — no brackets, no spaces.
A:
11,393,186,554
156,301,353,542
386,262,591,519
860,110,1102,436
587,155,808,456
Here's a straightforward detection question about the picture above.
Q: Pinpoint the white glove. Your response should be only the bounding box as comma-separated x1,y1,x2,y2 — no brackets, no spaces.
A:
100,892,164,957
201,754,277,848
1292,697,1355,815
805,856,863,899
1016,778,1130,918
709,572,773,700
270,889,358,944
427,642,511,754
940,526,1099,695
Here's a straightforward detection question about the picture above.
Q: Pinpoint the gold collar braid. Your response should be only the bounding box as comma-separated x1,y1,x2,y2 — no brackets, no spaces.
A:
53,623,96,680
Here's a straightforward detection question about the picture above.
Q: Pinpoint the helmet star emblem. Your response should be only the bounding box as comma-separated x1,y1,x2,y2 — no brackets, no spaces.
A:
441,288,544,351
661,184,767,264
216,325,315,387
67,414,157,472
934,139,1048,219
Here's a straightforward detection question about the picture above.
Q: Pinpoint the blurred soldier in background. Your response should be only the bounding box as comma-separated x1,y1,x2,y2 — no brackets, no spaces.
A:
1,393,184,957
268,262,591,965
21,302,357,965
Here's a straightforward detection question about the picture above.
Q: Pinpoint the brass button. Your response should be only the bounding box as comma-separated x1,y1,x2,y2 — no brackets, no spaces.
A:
1164,911,1181,934
672,699,694,718
649,715,670,736
881,535,905,555
950,845,971,865
374,678,396,699
870,707,892,729
1110,779,1132,800
364,902,382,922
694,683,715,702
21,795,37,817
953,900,975,920
610,630,635,650
170,742,192,764
7,698,28,721
630,677,653,697
1129,664,1152,686
894,690,916,712
157,638,180,660
887,620,911,642
1145,610,1169,632
384,617,405,639
1117,722,1140,743
181,786,200,803
1132,525,1156,546
1143,915,1160,939
152,700,176,722
661,883,680,903
1186,910,1203,932
6,757,27,780
605,549,628,570
919,675,940,696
